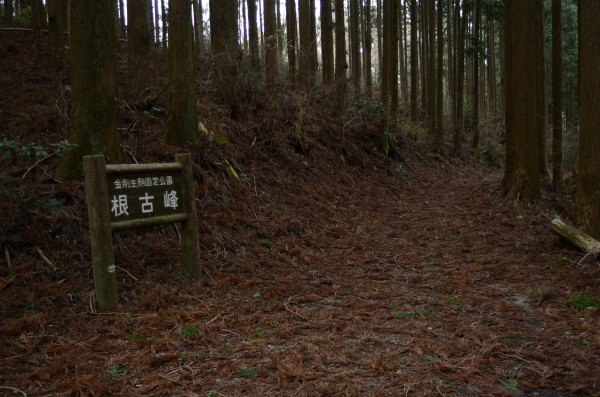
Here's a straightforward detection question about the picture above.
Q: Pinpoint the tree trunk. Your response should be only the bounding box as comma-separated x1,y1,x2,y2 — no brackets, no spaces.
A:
276,0,283,62
286,0,298,88
551,0,562,191
154,0,160,47
350,0,361,92
334,0,347,114
377,0,382,80
321,0,334,86
409,0,417,122
163,0,197,145
119,0,126,38
248,0,259,67
378,0,390,154
161,0,167,54
435,0,443,155
298,0,311,90
57,0,122,179
127,0,152,95
6,0,14,27
31,0,41,36
309,0,317,83
453,0,466,154
547,218,600,255
192,0,203,56
146,0,154,42
574,0,600,239
502,0,541,201
47,0,64,73
389,0,398,123
472,0,480,148
536,0,548,176
264,0,277,91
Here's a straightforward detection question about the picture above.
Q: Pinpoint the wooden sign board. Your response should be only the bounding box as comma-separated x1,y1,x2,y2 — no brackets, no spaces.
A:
84,154,201,310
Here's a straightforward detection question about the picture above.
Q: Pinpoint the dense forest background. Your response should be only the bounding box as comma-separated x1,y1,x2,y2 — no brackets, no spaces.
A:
1,1,600,396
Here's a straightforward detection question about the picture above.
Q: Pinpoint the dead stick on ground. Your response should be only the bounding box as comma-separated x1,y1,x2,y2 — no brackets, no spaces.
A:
285,298,306,320
4,246,11,269
36,247,57,270
0,386,27,397
158,374,181,384
22,152,56,180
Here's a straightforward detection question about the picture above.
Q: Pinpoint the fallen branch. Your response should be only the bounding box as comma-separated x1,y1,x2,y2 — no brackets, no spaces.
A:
4,245,11,269
36,247,57,270
0,386,27,397
22,152,56,180
543,214,600,256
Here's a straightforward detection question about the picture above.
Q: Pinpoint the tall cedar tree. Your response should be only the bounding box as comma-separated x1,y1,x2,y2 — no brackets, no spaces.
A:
427,0,435,134
409,0,418,122
299,0,312,90
350,0,361,91
163,0,198,145
47,0,65,73
378,0,390,154
364,0,372,97
161,0,167,54
248,0,259,67
536,0,548,176
574,0,600,239
31,0,41,36
146,0,155,42
57,0,122,179
264,0,277,90
286,0,298,88
334,0,347,114
154,0,160,46
210,0,238,103
321,0,334,86
551,0,563,191
127,0,152,95
389,0,398,123
193,0,204,56
472,0,481,148
309,0,318,82
454,0,466,153
119,0,126,38
435,0,443,155
502,0,541,201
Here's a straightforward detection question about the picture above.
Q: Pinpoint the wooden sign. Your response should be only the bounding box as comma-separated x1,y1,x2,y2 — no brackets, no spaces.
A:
84,154,201,310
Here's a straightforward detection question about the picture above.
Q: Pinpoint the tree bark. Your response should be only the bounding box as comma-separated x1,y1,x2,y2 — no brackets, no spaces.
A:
472,0,481,149
502,0,541,201
321,0,334,86
435,0,443,155
119,0,126,38
47,0,64,73
547,218,600,256
453,0,466,153
286,0,298,88
378,0,390,154
389,0,398,122
210,0,239,103
146,0,155,42
574,0,600,239
350,0,361,92
163,0,198,145
161,0,167,53
298,0,312,90
409,0,417,122
248,0,259,67
364,0,372,98
551,0,562,191
57,0,122,179
334,0,347,114
264,0,277,91
127,0,152,95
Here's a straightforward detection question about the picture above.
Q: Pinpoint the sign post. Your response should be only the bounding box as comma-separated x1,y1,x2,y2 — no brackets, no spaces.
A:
84,154,201,310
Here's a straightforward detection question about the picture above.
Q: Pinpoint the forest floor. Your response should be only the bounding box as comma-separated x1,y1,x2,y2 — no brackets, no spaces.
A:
1,31,600,397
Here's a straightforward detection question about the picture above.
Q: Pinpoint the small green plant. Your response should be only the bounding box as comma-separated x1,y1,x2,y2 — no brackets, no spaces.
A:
552,253,571,263
106,364,126,376
567,294,600,311
442,379,458,385
181,350,202,356
308,267,317,274
253,291,261,298
420,354,440,361
529,287,542,299
34,198,66,211
581,339,590,345
215,131,228,145
52,140,79,156
180,323,199,338
322,248,333,254
126,332,148,340
259,239,274,249
234,366,258,378
444,291,460,306
394,310,432,318
0,138,21,160
499,378,519,391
